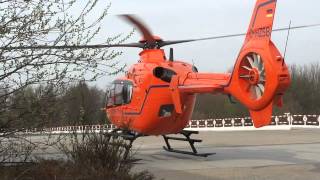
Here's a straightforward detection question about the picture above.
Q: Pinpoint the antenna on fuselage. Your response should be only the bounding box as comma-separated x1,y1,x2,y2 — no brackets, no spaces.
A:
169,48,174,62
283,21,292,65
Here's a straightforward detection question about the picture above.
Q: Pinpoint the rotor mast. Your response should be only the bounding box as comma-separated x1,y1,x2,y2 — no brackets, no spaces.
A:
138,35,167,63
139,49,166,63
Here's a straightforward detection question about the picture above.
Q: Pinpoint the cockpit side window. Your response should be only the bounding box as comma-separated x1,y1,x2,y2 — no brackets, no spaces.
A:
114,84,124,105
106,80,133,107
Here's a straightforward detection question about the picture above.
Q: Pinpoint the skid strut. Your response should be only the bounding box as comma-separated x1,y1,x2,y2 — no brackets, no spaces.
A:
162,130,215,157
106,129,143,160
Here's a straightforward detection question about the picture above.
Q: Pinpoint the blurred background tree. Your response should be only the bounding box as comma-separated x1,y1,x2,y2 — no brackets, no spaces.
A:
0,0,131,133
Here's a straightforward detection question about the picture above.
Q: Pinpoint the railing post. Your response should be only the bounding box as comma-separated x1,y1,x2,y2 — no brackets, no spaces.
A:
303,115,308,126
275,116,279,126
288,115,293,126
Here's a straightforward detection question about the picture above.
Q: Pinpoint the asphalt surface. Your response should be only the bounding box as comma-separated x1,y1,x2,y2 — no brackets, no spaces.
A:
22,129,320,180
132,129,320,180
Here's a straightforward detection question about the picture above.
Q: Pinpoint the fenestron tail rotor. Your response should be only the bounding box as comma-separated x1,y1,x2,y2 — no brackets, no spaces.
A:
239,53,266,100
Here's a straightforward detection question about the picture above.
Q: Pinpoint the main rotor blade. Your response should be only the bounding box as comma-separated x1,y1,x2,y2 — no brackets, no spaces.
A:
1,23,319,50
0,43,144,50
273,23,320,33
160,33,246,46
160,23,320,47
119,14,156,44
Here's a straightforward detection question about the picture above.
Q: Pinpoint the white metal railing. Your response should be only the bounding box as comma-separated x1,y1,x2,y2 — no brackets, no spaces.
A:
23,114,320,135
184,114,320,131
23,124,117,135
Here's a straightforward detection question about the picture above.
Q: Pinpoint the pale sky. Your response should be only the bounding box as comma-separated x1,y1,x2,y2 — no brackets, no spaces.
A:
91,0,320,88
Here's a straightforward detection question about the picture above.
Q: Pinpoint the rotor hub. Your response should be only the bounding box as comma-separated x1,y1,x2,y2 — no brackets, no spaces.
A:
248,68,260,85
139,35,162,43
139,36,162,49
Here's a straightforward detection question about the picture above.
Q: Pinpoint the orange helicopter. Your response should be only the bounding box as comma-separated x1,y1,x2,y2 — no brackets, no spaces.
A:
3,0,319,157
101,0,293,156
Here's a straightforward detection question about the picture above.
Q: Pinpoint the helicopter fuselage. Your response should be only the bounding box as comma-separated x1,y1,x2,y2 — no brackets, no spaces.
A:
106,49,202,135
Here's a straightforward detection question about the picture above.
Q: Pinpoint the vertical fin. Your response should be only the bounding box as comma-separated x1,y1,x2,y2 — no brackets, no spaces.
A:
245,0,277,43
250,102,273,128
225,0,290,129
246,0,278,128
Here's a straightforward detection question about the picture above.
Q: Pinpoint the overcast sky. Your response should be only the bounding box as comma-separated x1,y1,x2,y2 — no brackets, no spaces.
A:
91,0,320,88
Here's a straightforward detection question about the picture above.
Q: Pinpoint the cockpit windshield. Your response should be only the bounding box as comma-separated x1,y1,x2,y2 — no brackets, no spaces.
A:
106,80,133,107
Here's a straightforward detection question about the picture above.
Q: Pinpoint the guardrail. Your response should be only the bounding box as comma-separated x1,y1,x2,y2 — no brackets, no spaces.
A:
185,114,320,131
24,124,117,135
25,114,320,135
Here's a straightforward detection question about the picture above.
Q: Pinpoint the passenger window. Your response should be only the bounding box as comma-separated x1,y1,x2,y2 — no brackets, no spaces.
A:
158,104,174,117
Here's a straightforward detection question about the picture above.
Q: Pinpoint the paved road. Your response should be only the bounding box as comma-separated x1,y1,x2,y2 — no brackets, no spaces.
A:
132,129,320,180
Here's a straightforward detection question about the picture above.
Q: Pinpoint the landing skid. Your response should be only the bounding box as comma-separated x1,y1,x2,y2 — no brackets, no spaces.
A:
162,130,215,157
106,129,144,160
106,129,214,159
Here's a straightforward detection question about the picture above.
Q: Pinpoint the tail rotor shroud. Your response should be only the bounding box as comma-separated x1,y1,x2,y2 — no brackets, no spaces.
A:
226,42,291,128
